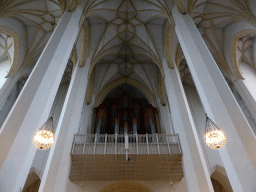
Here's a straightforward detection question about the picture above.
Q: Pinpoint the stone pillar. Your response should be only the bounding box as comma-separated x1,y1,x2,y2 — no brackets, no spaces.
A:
31,83,69,180
163,59,214,192
233,80,256,124
144,104,157,134
134,102,140,131
38,59,90,192
124,121,129,135
0,5,85,191
111,104,117,132
95,104,108,135
0,80,19,128
0,78,17,111
132,117,138,135
0,77,28,128
114,117,120,134
95,117,103,134
172,7,256,191
0,65,33,112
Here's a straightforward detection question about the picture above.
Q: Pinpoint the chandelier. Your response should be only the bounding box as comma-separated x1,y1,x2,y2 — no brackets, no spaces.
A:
32,23,84,150
204,114,226,150
33,115,55,150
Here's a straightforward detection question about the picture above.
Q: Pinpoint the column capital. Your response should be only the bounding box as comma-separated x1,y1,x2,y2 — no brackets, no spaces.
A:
68,0,82,11
173,0,187,15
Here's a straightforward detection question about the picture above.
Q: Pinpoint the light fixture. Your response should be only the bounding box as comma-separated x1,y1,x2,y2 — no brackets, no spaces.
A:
33,115,55,150
32,21,84,150
204,114,226,150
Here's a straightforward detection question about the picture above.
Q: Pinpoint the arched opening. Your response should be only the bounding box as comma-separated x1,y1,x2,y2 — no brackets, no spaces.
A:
236,35,256,97
210,165,233,192
99,181,152,192
93,84,158,135
95,76,156,107
22,172,40,192
211,178,227,192
0,32,14,87
229,33,256,134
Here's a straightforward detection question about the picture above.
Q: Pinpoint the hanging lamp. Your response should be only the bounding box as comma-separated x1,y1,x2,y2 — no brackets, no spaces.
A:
32,19,84,150
204,114,226,150
33,114,55,150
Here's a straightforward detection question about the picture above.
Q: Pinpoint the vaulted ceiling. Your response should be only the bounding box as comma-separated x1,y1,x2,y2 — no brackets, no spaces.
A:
0,0,256,82
86,0,173,74
0,0,64,74
190,0,256,78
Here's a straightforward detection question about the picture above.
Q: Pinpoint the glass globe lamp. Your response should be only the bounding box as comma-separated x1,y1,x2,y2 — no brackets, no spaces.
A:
33,116,55,150
204,115,226,150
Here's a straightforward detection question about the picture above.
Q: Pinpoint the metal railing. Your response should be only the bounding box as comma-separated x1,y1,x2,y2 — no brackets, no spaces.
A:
71,134,182,155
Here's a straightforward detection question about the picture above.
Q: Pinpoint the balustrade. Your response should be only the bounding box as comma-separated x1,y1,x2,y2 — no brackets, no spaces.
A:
70,134,183,181
71,134,182,155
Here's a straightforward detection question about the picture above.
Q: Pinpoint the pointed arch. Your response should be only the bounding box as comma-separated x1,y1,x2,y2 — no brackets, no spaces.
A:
230,29,256,80
0,26,20,78
95,77,156,107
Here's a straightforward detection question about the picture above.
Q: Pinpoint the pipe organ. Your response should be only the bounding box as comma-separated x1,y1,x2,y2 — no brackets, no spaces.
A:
94,93,157,135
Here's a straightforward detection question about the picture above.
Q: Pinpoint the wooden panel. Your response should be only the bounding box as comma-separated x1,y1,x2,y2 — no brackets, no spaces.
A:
70,154,183,181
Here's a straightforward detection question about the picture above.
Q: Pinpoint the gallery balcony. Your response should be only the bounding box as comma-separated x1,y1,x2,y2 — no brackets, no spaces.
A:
69,134,183,181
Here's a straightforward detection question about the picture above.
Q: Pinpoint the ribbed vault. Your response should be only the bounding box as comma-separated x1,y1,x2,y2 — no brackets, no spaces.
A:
84,0,177,78
190,0,256,79
96,77,156,107
0,0,66,76
230,29,256,79
1,0,256,82
0,31,15,77
82,0,176,108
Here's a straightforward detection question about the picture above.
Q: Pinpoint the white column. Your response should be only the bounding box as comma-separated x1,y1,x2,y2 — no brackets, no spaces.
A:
31,83,70,180
39,60,90,192
234,80,256,124
0,6,85,192
163,59,214,192
0,78,16,109
172,7,256,191
0,80,19,127
0,65,34,110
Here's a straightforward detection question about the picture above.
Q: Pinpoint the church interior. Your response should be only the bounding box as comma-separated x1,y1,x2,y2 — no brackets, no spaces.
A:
0,0,256,191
